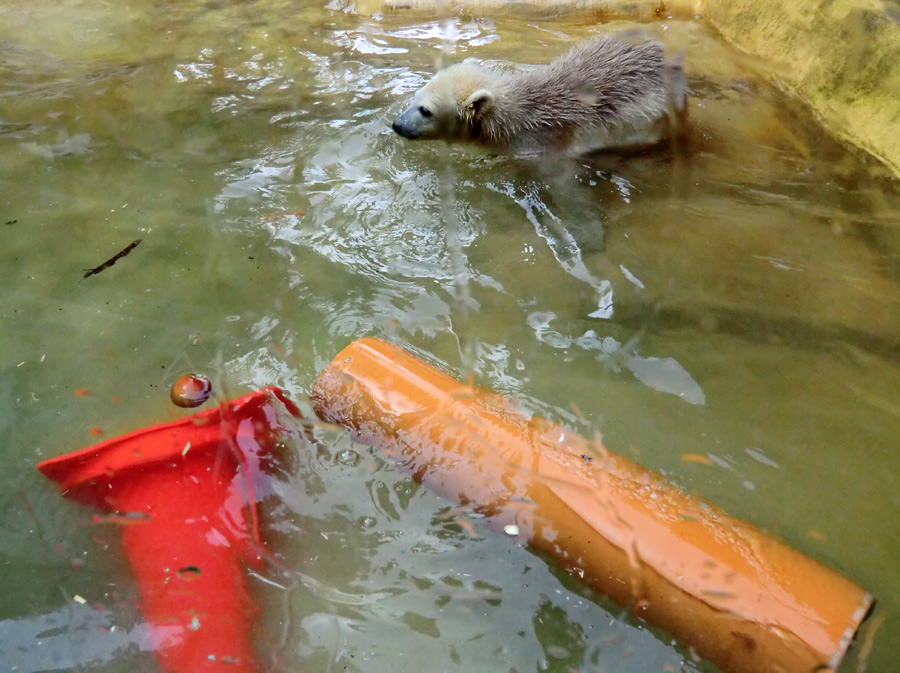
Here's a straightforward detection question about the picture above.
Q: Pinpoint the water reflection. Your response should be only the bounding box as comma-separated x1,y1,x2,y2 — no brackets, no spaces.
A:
486,179,615,318
1,605,152,673
527,314,706,404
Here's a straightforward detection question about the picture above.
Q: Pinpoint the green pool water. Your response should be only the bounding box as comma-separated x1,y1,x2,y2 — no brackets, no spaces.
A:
1,1,898,671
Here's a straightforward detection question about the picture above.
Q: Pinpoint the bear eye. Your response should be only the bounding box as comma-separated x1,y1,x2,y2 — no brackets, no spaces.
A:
418,106,433,118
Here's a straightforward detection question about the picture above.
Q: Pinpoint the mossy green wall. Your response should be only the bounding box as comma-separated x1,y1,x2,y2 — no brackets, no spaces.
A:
703,0,900,177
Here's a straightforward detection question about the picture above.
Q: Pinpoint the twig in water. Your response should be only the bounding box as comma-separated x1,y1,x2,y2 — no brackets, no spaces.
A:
83,239,142,278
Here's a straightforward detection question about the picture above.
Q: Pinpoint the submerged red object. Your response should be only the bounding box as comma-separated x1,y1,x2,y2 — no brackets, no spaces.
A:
38,387,301,673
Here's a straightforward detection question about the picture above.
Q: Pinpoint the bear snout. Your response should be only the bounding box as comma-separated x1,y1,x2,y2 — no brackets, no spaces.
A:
392,109,422,139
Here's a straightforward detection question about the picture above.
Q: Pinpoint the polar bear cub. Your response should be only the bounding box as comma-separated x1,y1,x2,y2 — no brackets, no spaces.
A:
392,33,686,155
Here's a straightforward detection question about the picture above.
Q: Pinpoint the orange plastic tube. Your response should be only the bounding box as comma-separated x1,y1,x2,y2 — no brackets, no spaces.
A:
312,337,873,673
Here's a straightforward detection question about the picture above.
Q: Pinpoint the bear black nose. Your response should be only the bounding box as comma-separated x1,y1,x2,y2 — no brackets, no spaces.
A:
392,119,419,140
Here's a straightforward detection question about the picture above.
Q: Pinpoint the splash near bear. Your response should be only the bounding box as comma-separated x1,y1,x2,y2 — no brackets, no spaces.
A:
392,33,687,156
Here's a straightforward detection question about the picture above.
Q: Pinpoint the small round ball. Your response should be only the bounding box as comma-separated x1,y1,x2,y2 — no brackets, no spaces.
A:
170,374,212,408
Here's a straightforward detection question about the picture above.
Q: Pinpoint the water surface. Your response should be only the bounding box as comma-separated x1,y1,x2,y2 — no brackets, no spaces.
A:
1,1,898,671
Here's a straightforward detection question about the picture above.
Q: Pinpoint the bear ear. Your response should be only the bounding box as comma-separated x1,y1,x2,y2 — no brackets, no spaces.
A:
465,89,493,122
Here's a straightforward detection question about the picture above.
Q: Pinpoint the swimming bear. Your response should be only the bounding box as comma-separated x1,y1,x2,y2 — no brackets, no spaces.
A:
392,33,687,155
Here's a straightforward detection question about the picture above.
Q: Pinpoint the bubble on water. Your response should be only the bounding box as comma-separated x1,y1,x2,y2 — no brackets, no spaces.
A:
336,449,360,466
359,516,377,529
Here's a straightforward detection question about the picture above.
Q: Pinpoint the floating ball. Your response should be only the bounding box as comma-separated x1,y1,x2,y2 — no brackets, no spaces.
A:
170,374,212,408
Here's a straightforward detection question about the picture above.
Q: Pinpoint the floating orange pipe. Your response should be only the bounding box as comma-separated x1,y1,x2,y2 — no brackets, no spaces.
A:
311,337,873,673
38,387,301,673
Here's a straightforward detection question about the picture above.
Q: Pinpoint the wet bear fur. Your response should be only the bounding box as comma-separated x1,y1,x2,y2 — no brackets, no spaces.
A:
392,33,686,155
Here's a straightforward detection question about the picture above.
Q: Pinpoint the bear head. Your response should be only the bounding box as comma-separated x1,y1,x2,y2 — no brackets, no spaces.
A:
392,60,497,142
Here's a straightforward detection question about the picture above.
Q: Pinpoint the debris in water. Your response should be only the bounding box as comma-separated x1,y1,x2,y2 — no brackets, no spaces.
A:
681,453,714,466
455,517,478,538
83,239,142,278
93,512,152,525
177,566,203,581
